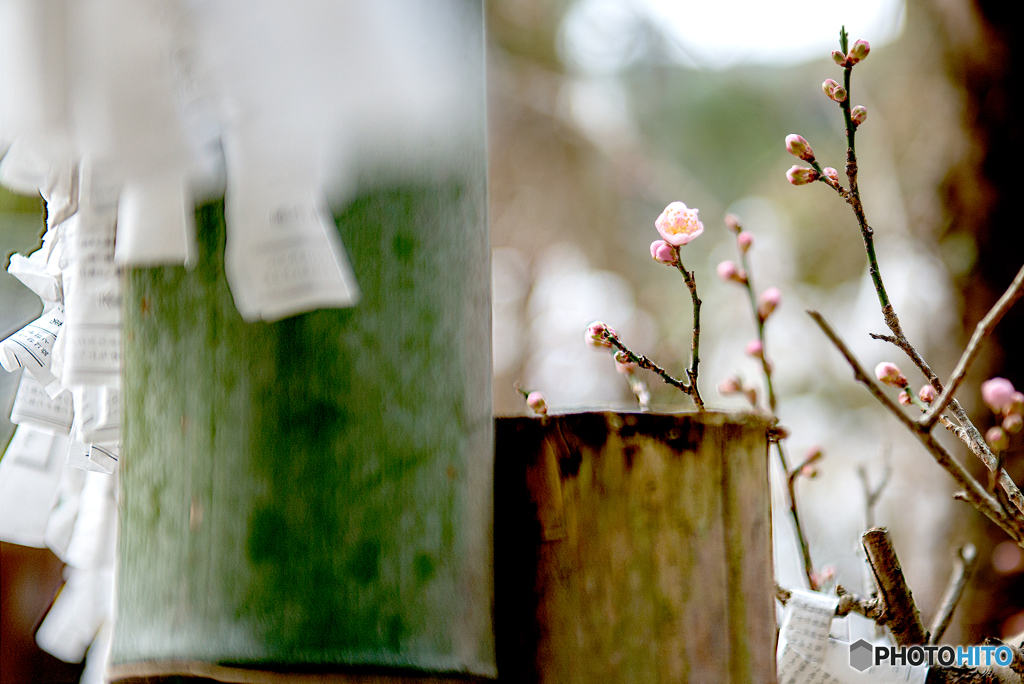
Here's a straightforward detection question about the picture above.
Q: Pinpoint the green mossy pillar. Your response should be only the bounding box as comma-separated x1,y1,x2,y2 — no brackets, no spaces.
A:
109,9,492,681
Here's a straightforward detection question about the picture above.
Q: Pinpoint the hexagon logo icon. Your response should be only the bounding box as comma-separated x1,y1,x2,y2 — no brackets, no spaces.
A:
849,639,873,671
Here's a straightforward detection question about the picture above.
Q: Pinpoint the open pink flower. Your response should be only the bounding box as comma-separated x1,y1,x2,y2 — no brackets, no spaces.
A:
655,202,704,246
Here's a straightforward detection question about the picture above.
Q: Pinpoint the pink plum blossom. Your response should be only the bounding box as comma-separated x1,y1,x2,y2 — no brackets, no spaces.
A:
655,201,704,247
898,390,912,406
918,385,937,404
737,232,753,253
716,260,745,283
745,340,763,358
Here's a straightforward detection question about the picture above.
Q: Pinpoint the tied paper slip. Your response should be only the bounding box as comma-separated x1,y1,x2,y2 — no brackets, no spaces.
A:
11,371,74,434
778,590,928,684
225,184,360,322
70,385,119,445
0,306,65,392
114,174,197,267
61,167,122,387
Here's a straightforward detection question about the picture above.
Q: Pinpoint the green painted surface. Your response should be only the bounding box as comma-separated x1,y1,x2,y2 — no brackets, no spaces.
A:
114,182,493,674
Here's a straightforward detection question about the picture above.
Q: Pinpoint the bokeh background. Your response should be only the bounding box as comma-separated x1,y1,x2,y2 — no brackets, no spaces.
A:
3,0,1024,680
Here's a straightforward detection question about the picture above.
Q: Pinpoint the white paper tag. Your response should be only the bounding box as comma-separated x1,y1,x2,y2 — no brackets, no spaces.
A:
10,371,74,434
0,425,69,547
70,385,119,445
225,186,360,321
0,305,65,389
8,225,66,304
777,590,928,684
115,174,197,266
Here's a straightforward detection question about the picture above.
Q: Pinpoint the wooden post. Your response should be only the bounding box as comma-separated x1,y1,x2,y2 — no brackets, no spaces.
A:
494,412,776,684
108,5,492,680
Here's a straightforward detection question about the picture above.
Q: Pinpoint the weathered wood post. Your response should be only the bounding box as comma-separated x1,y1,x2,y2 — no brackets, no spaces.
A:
494,412,776,684
108,4,493,682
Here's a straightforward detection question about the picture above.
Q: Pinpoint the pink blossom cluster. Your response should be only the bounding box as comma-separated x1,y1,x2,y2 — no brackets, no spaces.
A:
981,378,1024,449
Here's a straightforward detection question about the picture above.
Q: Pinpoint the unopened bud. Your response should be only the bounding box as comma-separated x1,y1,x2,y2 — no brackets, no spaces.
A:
1003,413,1023,435
847,39,870,64
586,321,615,349
745,339,764,358
787,165,819,185
1008,392,1024,417
614,351,637,374
650,239,678,266
823,167,839,183
875,362,907,388
898,390,912,406
785,134,815,162
744,387,758,406
822,79,848,102
982,377,1017,414
718,375,743,395
804,445,823,464
851,105,867,125
737,232,753,253
918,385,937,404
724,214,741,233
986,425,1009,451
717,260,746,284
757,287,782,320
800,465,819,479
831,50,849,67
526,391,548,416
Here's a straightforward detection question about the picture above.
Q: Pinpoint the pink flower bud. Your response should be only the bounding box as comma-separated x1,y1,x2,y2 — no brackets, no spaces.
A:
822,79,848,102
724,214,741,233
757,287,781,320
613,350,637,374
918,385,937,404
800,465,819,479
744,387,758,406
526,391,547,416
1008,392,1024,417
898,390,912,405
745,339,764,358
655,201,704,247
823,167,839,183
785,134,815,161
986,425,1009,451
875,362,908,388
650,239,678,266
847,39,870,64
831,50,849,67
851,105,867,125
716,260,746,284
982,377,1017,414
586,321,615,349
786,165,819,186
718,375,742,395
737,232,753,253
1003,413,1023,435
804,445,823,464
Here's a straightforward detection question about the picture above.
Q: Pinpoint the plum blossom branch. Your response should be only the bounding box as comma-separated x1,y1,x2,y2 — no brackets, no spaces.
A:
928,543,977,645
587,322,702,406
808,309,1024,545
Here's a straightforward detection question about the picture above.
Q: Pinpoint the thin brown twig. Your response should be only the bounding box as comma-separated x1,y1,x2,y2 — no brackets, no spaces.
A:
808,309,1024,544
857,444,892,530
601,330,704,409
674,261,705,409
779,441,819,590
928,543,977,645
920,263,1024,428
